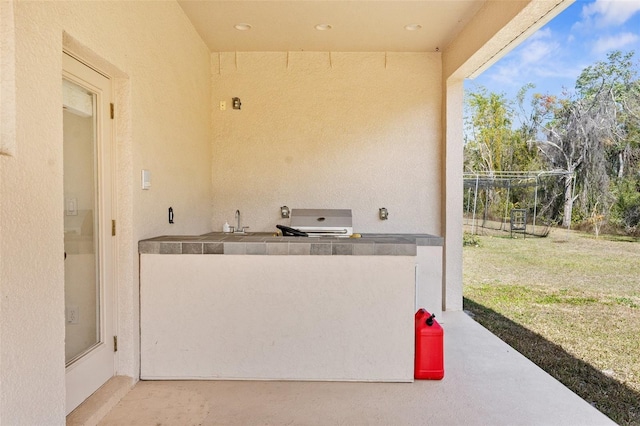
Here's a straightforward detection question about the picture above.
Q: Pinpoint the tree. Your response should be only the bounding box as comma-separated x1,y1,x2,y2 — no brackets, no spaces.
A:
464,87,513,173
464,86,542,226
538,91,613,226
464,52,640,235
575,51,640,179
536,51,640,228
464,86,540,173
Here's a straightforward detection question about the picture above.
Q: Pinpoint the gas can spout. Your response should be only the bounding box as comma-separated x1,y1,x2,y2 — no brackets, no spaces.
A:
426,314,435,326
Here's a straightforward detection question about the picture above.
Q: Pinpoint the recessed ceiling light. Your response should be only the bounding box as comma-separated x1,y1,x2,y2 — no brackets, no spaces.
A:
315,24,332,31
404,24,422,31
234,23,252,31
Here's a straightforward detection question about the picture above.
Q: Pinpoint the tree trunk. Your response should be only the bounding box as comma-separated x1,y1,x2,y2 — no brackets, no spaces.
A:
562,173,573,228
482,189,489,227
618,151,624,178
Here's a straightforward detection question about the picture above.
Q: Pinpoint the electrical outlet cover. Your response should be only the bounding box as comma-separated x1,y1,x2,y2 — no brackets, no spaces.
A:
66,306,79,324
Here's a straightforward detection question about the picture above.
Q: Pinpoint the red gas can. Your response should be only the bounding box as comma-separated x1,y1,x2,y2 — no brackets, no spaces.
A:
414,308,444,380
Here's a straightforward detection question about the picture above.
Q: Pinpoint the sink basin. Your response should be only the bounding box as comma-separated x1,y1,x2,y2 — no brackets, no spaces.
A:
201,231,282,238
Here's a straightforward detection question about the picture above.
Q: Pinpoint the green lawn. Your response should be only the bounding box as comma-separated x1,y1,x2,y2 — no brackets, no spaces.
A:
463,228,640,425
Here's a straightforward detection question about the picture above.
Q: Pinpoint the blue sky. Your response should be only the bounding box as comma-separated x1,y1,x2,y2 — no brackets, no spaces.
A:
466,0,640,100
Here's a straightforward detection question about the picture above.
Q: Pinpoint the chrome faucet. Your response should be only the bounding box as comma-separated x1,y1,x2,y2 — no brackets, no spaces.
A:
234,210,249,233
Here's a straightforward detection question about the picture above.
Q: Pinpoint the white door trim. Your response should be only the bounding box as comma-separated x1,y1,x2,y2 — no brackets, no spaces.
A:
63,51,117,415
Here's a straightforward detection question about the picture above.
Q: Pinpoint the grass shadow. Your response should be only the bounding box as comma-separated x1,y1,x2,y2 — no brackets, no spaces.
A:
463,297,640,425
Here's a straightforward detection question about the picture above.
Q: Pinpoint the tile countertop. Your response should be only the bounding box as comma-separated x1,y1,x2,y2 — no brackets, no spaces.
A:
138,232,443,256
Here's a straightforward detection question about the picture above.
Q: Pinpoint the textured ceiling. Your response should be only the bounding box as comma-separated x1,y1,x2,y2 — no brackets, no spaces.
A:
178,1,486,52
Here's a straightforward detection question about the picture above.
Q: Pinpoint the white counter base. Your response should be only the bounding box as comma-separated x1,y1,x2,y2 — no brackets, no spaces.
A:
141,255,415,382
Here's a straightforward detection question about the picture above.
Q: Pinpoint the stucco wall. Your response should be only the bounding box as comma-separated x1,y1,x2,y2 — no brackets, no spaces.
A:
0,0,16,156
211,52,442,235
0,1,211,423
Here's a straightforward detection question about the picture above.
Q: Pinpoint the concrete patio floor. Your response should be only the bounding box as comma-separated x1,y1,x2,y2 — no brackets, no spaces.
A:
94,311,614,425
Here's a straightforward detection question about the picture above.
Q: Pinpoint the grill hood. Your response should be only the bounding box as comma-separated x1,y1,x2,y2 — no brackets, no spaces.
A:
289,209,353,237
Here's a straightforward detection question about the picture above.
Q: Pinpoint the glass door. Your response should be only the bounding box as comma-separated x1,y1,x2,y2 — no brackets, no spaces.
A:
63,52,115,415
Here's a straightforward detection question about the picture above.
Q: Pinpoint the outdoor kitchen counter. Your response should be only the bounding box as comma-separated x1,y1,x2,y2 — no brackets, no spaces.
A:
139,232,443,383
138,232,443,256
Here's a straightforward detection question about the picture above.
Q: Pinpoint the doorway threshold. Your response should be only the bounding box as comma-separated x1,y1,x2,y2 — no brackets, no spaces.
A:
67,376,135,426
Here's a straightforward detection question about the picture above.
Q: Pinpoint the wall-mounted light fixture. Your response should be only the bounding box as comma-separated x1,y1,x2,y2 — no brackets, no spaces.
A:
232,97,242,110
379,207,389,220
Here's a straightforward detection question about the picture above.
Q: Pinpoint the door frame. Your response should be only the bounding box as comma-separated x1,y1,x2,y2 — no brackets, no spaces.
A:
63,51,118,415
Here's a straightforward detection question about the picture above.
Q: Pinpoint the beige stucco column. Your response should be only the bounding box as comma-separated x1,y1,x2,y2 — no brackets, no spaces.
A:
442,78,464,311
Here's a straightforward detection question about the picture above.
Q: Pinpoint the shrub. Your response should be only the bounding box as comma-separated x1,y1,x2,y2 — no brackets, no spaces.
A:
610,178,640,236
463,232,481,247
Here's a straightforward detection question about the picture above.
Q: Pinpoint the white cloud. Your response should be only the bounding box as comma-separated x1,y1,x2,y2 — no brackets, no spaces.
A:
592,32,639,52
488,63,520,87
582,0,640,27
483,30,581,91
520,39,559,65
528,27,553,41
507,33,561,75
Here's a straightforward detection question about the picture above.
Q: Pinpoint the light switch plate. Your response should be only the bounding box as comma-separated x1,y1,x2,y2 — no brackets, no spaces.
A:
65,198,78,216
142,169,151,190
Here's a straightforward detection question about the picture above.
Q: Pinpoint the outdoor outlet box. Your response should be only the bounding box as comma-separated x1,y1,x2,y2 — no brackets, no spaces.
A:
66,306,79,324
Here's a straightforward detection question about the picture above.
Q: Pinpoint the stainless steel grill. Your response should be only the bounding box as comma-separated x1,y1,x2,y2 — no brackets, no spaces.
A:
289,209,353,237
